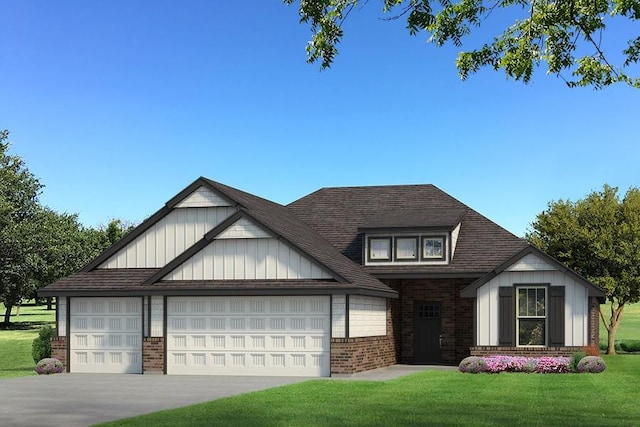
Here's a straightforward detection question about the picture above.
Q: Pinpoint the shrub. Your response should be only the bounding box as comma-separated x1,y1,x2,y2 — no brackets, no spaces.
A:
35,358,64,375
619,340,640,353
577,356,606,373
570,352,586,372
459,356,488,373
32,325,55,363
536,356,571,373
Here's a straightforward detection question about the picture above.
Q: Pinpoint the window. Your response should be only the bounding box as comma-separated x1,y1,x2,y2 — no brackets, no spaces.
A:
395,237,418,261
517,287,546,346
422,237,445,259
369,237,391,261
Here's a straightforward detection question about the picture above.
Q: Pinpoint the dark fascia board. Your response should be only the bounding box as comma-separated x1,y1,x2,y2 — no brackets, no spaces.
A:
82,177,239,272
370,272,485,280
358,226,456,234
142,210,245,285
38,286,397,299
460,245,606,298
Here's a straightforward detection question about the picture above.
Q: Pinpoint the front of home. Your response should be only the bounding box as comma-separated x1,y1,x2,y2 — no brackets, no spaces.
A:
39,178,604,376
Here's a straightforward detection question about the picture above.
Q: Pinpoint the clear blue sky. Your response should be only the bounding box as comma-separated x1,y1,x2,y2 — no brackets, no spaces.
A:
2,1,638,237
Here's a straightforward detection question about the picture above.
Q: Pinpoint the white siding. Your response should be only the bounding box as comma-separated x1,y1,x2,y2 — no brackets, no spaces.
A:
164,238,333,281
150,296,164,337
475,270,589,346
451,222,461,259
505,253,557,271
57,296,67,336
100,207,236,268
217,218,272,239
349,296,387,338
175,187,232,208
332,295,346,338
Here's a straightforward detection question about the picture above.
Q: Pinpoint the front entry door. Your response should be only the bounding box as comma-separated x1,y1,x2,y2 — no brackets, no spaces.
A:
414,302,442,364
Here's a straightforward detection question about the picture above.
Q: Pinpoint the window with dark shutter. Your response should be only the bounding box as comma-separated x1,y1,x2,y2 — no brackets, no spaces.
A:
548,286,565,346
498,287,515,346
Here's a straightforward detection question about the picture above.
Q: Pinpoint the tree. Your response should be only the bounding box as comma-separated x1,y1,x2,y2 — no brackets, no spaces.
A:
0,130,43,324
526,185,640,354
284,0,640,89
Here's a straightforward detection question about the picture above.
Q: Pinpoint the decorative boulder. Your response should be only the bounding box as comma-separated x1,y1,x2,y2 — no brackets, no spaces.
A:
459,356,488,373
577,356,606,373
36,358,64,375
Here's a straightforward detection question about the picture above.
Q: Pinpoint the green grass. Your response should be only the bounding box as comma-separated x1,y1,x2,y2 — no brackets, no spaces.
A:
99,355,639,427
0,303,55,378
600,302,640,348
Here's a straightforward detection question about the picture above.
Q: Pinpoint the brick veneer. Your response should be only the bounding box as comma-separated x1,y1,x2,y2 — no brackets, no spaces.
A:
143,337,165,373
384,278,475,365
51,336,68,372
470,346,587,357
330,299,398,374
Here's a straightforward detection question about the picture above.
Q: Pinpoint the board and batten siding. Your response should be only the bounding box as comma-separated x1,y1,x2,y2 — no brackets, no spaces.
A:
332,295,346,338
57,296,67,336
164,238,333,281
476,253,589,346
100,207,236,269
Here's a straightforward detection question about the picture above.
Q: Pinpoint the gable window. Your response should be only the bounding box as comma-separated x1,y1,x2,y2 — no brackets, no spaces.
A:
395,237,418,261
517,287,546,346
369,237,392,261
422,237,445,260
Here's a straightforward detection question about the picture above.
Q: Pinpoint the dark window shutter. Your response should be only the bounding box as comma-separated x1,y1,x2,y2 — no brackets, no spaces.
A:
549,286,565,346
498,287,515,346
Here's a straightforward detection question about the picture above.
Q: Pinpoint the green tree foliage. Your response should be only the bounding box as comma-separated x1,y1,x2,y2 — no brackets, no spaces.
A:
527,185,640,354
0,131,135,324
32,325,54,362
284,0,640,89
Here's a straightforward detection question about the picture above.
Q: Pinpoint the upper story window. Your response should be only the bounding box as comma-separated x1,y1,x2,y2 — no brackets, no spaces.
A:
366,234,448,264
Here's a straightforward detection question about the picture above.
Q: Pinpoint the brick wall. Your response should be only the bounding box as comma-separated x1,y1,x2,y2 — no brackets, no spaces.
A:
143,337,165,373
51,337,68,372
470,346,587,357
385,278,474,365
589,297,600,346
330,299,397,374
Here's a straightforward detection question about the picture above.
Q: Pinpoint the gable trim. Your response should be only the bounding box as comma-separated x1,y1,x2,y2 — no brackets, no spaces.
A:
142,210,245,285
460,245,605,298
82,177,240,272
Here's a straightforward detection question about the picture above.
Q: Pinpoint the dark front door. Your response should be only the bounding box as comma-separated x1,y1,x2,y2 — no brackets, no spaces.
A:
414,302,442,364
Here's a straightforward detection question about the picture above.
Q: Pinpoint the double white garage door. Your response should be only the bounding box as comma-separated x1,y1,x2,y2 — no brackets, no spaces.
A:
70,296,330,377
167,296,330,376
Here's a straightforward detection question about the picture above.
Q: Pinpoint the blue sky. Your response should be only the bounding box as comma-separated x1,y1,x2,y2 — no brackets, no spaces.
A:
2,1,638,237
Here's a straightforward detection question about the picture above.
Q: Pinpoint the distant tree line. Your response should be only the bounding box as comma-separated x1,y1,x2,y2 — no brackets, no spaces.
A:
0,130,133,326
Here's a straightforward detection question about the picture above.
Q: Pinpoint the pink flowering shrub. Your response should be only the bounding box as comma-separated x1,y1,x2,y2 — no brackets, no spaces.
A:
36,358,64,375
577,356,606,373
459,356,571,374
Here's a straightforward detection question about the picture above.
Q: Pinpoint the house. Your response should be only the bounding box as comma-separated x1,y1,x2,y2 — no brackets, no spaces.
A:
38,177,605,376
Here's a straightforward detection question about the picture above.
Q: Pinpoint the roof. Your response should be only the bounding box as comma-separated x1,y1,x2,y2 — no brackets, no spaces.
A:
288,184,529,276
460,245,605,299
40,177,398,298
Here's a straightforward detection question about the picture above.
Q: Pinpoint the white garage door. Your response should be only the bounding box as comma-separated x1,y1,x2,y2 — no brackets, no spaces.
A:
167,296,330,377
69,297,142,373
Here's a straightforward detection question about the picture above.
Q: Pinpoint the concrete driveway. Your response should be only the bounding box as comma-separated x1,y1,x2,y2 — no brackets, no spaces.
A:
0,374,310,427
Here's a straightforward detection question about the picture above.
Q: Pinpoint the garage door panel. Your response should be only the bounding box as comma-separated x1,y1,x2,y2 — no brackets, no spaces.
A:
70,297,142,374
167,296,330,376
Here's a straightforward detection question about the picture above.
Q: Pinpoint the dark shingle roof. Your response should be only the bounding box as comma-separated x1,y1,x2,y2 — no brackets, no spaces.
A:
288,184,529,276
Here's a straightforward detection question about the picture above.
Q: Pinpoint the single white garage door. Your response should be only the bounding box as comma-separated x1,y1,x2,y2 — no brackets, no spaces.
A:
167,296,330,376
69,297,142,373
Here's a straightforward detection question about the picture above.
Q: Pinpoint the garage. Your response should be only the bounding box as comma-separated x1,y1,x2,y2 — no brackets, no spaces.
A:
69,297,143,373
166,296,330,376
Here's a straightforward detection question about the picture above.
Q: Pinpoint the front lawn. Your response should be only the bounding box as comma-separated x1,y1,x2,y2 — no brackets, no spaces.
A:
99,355,639,427
0,303,55,378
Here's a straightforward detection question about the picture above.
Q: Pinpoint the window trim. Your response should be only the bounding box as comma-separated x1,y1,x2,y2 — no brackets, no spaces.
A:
515,285,548,347
421,236,446,261
394,236,419,262
367,236,392,262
